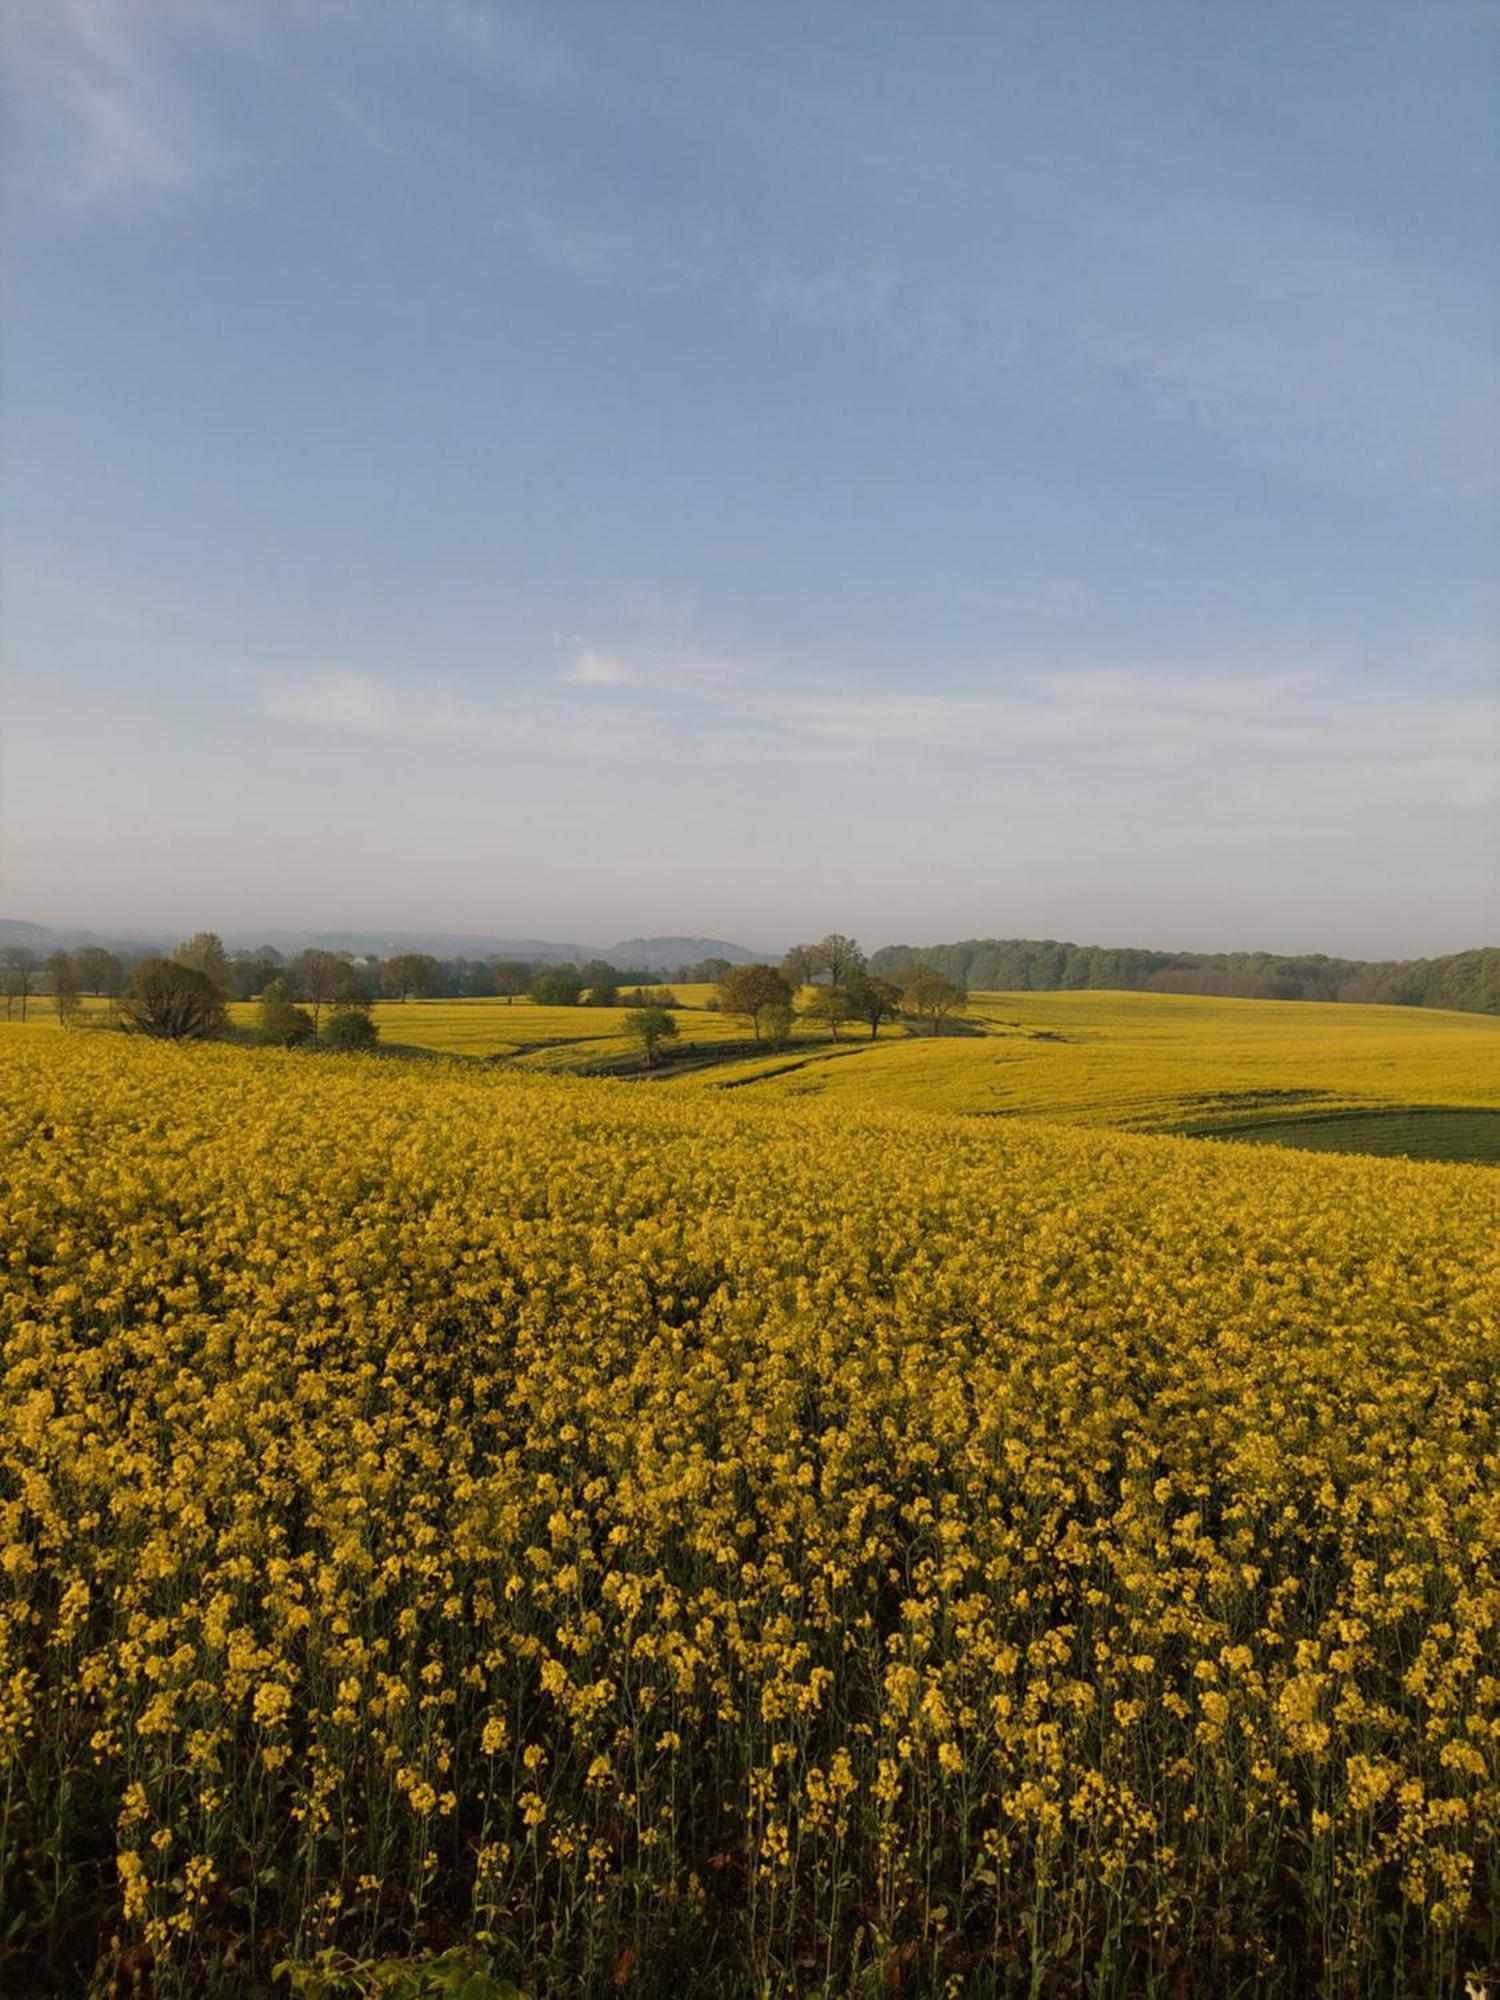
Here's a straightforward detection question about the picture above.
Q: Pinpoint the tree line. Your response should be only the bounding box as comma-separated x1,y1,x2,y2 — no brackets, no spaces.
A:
868,938,1500,1014
6,926,1492,1045
0,938,679,1030
0,928,970,1062
0,936,384,1047
612,939,967,1068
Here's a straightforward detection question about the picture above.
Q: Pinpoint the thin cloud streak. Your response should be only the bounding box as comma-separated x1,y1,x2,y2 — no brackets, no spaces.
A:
260,652,1499,808
10,6,1492,501
492,167,1497,503
1,0,194,198
262,670,653,763
0,0,558,203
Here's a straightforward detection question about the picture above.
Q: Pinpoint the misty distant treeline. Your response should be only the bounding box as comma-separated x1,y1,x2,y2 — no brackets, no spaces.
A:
0,934,738,1023
5,926,1498,1019
868,939,1500,1014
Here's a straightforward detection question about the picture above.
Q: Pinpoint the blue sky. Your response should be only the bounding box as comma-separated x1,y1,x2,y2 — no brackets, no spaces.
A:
1,1,1495,955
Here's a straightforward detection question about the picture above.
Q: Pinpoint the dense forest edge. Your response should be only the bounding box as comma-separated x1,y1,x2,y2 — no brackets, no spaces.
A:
869,938,1500,1014
3,922,1497,1016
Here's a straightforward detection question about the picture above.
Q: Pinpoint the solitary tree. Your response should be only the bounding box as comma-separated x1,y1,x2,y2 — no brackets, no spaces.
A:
813,933,865,987
843,972,902,1040
174,932,232,995
257,978,314,1046
624,1004,679,1068
801,985,853,1039
46,950,81,1026
717,964,795,1042
381,952,441,1002
1,945,39,1021
120,959,227,1040
291,949,357,1036
899,966,968,1035
492,959,531,1003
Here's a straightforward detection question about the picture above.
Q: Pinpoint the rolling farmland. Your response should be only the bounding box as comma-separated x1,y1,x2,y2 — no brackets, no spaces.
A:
2,1022,1497,1995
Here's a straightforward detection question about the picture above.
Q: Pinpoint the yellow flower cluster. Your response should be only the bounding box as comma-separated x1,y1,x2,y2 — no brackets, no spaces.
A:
1,1034,1496,1996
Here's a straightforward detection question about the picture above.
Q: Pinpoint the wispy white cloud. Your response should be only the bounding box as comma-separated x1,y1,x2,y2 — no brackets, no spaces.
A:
259,648,1499,813
557,646,741,699
1065,215,1499,503
0,0,558,204
426,0,561,86
559,648,640,689
261,668,651,763
1,0,196,198
495,194,1027,384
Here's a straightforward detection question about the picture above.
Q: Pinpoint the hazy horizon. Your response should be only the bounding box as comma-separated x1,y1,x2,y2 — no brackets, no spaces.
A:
3,905,1495,970
2,3,1497,958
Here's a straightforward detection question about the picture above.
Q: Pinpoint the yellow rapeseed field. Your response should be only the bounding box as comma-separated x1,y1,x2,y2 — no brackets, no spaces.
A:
703,990,1500,1132
14,989,1496,1139
2,1032,1497,1996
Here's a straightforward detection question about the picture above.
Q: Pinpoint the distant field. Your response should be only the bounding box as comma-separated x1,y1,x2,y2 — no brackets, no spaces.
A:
2,991,759,1065
697,990,1500,1157
8,986,1497,1162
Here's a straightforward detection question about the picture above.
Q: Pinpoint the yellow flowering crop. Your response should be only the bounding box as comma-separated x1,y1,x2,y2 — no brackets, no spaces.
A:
1,1032,1495,1995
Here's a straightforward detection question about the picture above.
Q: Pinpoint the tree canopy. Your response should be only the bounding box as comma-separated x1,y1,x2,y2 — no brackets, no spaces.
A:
120,960,227,1041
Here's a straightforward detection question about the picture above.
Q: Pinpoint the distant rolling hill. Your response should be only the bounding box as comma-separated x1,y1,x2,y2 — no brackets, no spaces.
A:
0,918,766,970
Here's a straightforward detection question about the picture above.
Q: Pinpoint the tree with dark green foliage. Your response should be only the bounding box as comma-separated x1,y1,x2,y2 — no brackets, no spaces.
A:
381,952,441,1002
323,1003,380,1051
622,986,678,1009
258,978,315,1047
867,937,1500,1015
843,971,902,1040
585,966,621,1007
230,946,285,1001
763,1000,796,1046
530,967,585,1007
450,957,496,997
624,1004,679,1067
716,964,794,1042
120,959,227,1040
